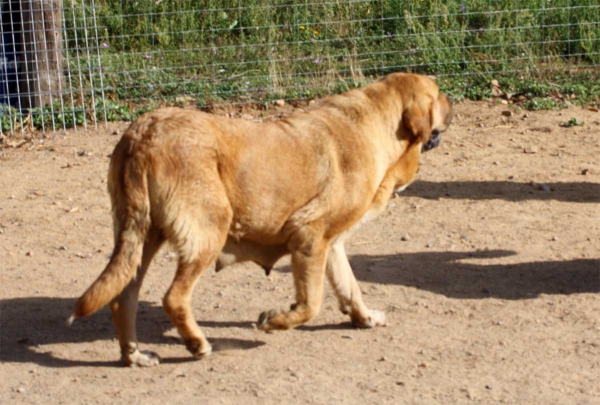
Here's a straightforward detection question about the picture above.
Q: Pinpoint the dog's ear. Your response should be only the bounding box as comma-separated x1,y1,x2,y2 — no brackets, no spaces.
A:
402,103,432,143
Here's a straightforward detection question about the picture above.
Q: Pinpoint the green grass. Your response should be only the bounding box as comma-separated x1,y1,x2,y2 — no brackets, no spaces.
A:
3,1,599,131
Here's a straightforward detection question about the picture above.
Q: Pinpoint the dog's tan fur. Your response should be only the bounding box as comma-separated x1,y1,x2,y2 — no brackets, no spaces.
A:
70,73,453,366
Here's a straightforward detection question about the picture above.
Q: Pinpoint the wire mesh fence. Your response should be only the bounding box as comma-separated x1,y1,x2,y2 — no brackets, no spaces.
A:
1,0,599,134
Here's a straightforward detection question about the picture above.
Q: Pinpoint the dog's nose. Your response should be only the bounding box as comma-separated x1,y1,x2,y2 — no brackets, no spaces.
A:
422,131,441,152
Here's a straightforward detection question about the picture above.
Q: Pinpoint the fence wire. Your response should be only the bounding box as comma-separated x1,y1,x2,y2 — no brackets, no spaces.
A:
1,0,599,134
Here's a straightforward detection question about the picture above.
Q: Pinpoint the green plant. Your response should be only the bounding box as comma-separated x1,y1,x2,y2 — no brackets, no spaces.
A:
560,117,584,128
1,105,19,132
5,0,595,133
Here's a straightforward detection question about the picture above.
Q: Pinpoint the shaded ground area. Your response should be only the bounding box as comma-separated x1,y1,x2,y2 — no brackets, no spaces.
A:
1,101,599,404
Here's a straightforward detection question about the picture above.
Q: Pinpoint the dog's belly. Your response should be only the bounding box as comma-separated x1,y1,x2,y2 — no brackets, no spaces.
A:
215,237,289,273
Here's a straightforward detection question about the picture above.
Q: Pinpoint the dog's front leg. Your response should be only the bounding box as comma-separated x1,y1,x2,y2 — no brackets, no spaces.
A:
257,237,328,331
326,241,386,328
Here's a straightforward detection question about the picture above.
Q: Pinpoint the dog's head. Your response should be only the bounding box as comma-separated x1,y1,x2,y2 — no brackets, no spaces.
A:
388,74,454,152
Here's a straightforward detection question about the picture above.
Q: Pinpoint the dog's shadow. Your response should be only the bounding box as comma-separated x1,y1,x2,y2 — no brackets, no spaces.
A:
0,298,265,368
4,250,597,368
276,249,599,299
349,250,599,299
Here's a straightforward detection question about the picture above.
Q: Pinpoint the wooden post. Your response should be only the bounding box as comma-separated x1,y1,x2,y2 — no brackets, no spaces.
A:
20,0,63,109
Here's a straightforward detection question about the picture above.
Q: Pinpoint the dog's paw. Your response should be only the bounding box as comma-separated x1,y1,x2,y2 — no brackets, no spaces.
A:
351,309,386,329
125,350,160,368
257,309,279,331
184,338,212,358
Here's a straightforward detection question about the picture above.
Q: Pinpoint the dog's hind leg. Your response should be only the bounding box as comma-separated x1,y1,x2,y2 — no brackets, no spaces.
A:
109,226,165,367
326,241,386,328
162,193,232,358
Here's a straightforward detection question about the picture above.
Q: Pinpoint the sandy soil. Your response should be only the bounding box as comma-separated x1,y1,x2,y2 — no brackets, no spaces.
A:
1,100,599,405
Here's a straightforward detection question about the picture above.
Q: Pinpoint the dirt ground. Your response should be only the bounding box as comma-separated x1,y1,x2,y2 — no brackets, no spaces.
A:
1,100,599,405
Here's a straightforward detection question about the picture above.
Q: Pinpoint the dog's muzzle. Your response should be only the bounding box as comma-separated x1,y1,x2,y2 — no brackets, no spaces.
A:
422,131,441,152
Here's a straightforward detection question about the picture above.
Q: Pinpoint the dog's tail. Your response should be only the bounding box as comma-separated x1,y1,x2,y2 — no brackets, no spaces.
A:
68,133,151,325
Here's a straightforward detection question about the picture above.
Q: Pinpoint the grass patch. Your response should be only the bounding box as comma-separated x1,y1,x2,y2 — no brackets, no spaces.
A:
2,1,599,133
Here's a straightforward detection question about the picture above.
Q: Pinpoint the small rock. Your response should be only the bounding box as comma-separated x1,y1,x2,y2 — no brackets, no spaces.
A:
111,130,118,135
539,184,551,193
400,234,410,241
508,175,519,180
493,161,499,166
581,169,590,175
425,243,431,248
485,384,492,390
26,251,33,257
396,381,405,386
341,335,353,339
418,362,429,368
308,100,316,106
551,236,558,241
274,99,285,107
523,147,537,154
16,387,26,394
501,110,512,117
218,291,225,296
491,79,500,87
500,99,508,105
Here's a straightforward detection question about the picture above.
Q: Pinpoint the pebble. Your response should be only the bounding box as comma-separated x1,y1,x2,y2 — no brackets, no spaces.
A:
16,387,26,394
524,147,537,154
400,234,410,241
26,251,33,257
581,169,590,175
274,99,285,107
501,110,512,117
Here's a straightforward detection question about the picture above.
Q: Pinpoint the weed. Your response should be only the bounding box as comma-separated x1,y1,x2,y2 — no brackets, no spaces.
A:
560,118,584,127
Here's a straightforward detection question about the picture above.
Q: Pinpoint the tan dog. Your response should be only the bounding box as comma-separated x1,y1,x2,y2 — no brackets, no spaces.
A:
69,73,453,366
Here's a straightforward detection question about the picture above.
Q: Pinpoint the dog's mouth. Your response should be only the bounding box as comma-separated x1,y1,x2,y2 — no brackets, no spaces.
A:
422,130,441,152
